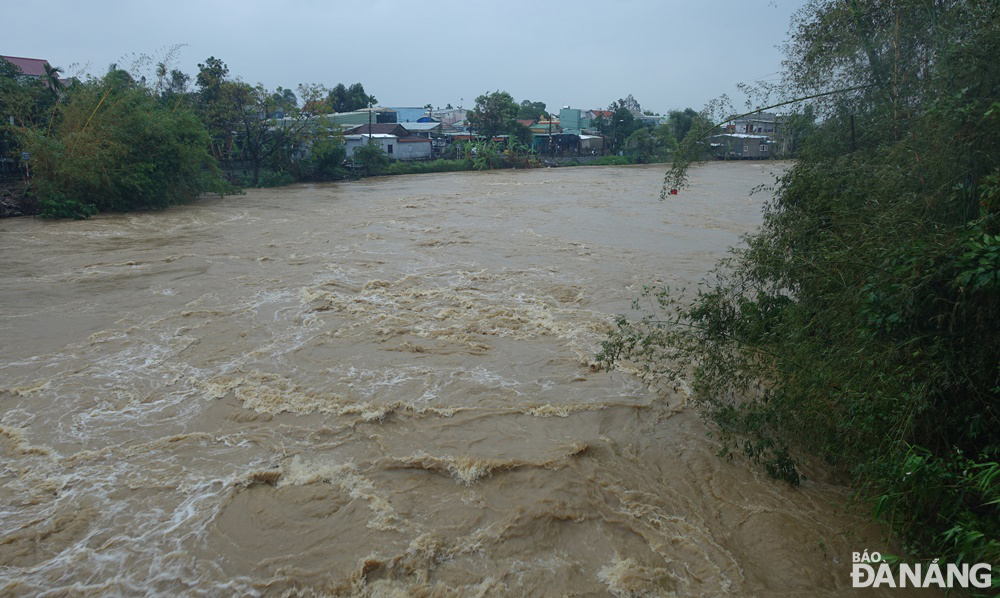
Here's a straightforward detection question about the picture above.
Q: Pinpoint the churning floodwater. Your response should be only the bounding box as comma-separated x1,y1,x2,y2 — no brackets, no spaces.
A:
0,163,933,596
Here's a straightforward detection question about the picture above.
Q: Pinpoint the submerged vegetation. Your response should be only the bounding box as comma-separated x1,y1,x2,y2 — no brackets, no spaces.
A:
600,0,1000,574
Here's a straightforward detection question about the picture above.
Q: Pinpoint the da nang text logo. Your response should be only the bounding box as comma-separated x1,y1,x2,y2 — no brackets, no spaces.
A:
851,550,993,589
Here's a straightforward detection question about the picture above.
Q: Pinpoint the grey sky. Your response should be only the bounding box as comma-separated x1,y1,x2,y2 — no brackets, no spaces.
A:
5,0,806,114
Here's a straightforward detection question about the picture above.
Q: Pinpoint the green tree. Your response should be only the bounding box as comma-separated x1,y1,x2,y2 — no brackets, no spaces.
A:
306,138,348,180
605,99,642,153
194,57,236,160
467,90,518,140
601,0,1000,569
156,68,190,106
510,121,533,147
269,87,297,115
353,139,388,176
625,124,676,163
327,82,376,112
517,99,547,122
42,63,63,97
17,71,226,218
666,108,705,142
0,56,21,80
225,81,327,185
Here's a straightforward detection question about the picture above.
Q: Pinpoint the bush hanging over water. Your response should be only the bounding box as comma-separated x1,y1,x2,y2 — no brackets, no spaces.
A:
600,0,1000,571
17,69,228,218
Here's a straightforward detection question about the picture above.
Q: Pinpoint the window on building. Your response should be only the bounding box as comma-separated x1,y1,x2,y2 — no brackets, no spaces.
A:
387,144,393,155
761,143,768,153
743,144,749,152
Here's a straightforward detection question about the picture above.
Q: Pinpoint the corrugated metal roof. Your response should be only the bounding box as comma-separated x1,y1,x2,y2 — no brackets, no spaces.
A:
344,134,397,139
346,123,409,136
400,122,442,131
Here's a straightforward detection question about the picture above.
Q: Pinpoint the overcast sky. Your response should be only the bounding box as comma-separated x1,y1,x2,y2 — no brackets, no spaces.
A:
5,0,806,114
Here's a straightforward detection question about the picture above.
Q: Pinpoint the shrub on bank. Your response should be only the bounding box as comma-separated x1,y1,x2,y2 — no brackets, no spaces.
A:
383,159,473,176
18,71,228,218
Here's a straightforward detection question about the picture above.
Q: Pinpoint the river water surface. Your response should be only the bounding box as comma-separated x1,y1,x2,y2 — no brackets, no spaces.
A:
1,163,931,596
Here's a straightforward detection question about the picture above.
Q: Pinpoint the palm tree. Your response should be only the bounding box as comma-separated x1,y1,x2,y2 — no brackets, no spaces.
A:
42,62,63,96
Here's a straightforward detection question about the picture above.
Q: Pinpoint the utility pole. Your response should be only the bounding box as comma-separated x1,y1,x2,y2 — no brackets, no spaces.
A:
548,113,552,156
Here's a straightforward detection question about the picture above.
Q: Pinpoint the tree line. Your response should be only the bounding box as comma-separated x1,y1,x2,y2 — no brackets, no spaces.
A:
0,53,384,217
2,51,712,218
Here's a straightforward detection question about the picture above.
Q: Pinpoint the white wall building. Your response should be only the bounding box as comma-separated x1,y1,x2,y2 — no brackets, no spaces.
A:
344,134,432,161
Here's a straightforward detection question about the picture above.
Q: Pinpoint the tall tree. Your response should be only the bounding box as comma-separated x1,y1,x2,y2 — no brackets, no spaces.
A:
595,99,642,152
666,108,702,142
194,57,236,160
517,99,547,122
620,93,642,114
269,86,298,116
467,90,518,140
42,63,63,96
224,82,328,185
327,82,377,112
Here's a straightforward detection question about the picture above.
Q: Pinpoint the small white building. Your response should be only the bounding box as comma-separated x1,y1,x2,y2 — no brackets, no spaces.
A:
393,136,433,160
344,134,432,161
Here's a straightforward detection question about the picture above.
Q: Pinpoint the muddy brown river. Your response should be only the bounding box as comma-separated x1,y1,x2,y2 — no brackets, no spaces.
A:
0,163,934,596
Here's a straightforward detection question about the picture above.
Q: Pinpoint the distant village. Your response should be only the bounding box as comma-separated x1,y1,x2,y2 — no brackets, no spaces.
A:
288,105,794,164
2,53,796,195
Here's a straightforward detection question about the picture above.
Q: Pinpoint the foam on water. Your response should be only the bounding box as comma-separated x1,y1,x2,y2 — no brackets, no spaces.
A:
0,164,935,596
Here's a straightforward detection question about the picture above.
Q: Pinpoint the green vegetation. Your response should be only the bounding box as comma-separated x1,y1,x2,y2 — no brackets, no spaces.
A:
599,0,1000,574
383,158,473,176
352,140,390,177
587,155,635,166
517,99,548,122
624,125,676,164
1,52,696,218
325,82,376,113
12,66,228,218
467,90,519,140
192,57,331,186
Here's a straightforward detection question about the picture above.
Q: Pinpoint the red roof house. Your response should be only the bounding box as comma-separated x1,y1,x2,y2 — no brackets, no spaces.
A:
1,55,51,78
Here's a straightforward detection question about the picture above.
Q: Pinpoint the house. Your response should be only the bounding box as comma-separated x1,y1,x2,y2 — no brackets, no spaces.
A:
724,112,794,156
1,55,50,79
326,108,397,127
727,111,782,136
711,133,771,159
431,108,468,126
393,136,433,160
532,133,578,155
385,106,435,123
344,124,433,161
533,117,559,131
396,121,456,139
344,123,411,137
635,113,661,127
586,110,613,121
559,108,593,135
578,134,604,153
1,55,68,88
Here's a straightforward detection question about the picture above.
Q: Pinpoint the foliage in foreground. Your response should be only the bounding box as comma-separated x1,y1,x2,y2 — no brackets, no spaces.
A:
15,69,228,218
600,0,1000,572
